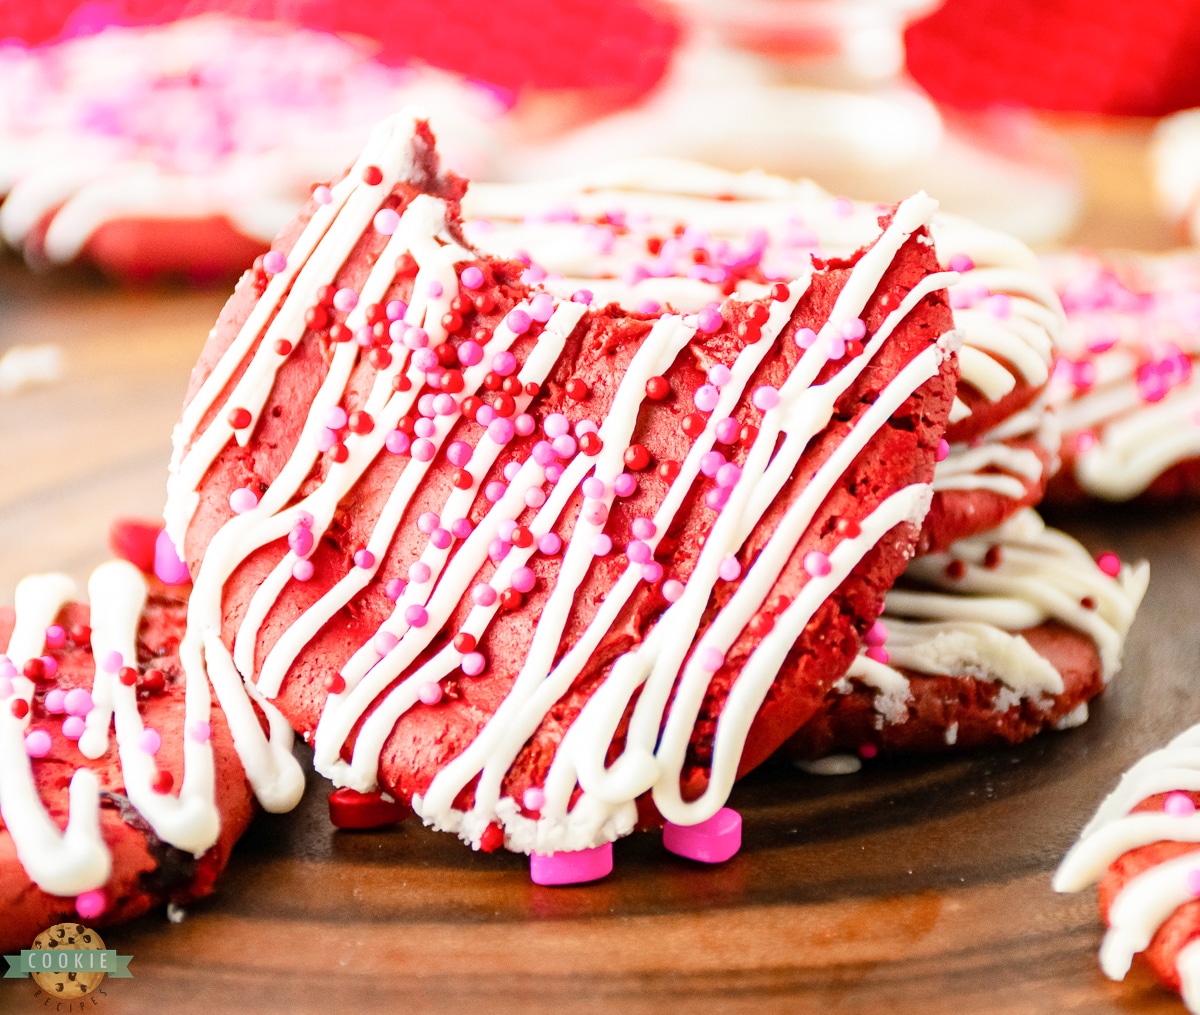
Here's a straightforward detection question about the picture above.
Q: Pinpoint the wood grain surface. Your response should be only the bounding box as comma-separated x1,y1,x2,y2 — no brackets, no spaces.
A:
0,120,1196,1015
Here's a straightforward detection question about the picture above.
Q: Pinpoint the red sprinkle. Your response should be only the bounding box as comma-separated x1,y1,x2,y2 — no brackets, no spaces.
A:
227,407,252,430
1096,552,1121,578
645,376,670,400
453,469,474,490
395,253,418,277
565,378,590,401
392,374,413,393
324,674,346,695
501,376,523,396
682,413,706,438
328,443,350,464
879,292,900,312
474,292,496,314
365,302,386,326
835,517,862,538
1081,596,1097,610
845,340,863,359
746,303,770,325
461,395,483,419
441,313,464,334
274,338,293,356
945,559,967,580
483,372,503,392
450,295,473,315
479,822,505,852
347,411,374,436
22,658,45,681
362,165,384,186
500,589,523,611
984,545,1003,569
859,743,879,760
141,669,166,693
11,698,28,719
737,321,761,342
739,424,759,445
510,526,533,549
579,432,604,456
492,393,517,418
623,444,651,471
328,323,351,344
70,624,91,647
748,611,775,637
658,460,681,483
524,381,541,397
453,632,477,654
118,666,138,687
441,369,465,394
435,343,458,368
316,284,337,306
151,771,174,794
305,305,330,331
770,283,790,302
368,347,393,370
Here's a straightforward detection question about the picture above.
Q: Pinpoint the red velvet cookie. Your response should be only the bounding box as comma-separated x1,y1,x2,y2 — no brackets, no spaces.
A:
786,510,1148,761
1056,730,1200,1010
163,112,959,857
461,169,1062,555
1042,249,1200,505
0,562,255,953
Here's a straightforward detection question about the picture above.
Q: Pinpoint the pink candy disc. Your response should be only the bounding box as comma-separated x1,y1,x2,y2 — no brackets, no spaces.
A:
530,842,614,886
662,807,743,864
75,889,107,920
154,528,191,585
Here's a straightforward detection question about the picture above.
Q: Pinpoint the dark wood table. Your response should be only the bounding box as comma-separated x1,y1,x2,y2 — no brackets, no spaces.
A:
0,121,1196,1014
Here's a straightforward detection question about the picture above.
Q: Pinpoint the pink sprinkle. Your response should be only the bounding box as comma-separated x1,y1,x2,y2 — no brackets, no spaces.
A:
824,334,846,360
1096,552,1121,578
490,538,509,562
433,393,457,416
24,729,52,758
296,510,314,528
511,567,537,594
355,327,374,348
405,605,429,628
386,299,407,321
1165,792,1196,817
325,406,348,430
461,652,486,676
409,561,432,584
472,584,498,607
949,253,974,273
714,417,739,444
632,517,656,540
582,477,606,499
427,281,443,299
532,441,556,467
499,519,518,542
698,646,725,672
697,307,724,334
1075,431,1097,454
389,320,407,343
708,364,732,387
627,540,652,565
538,533,562,555
575,419,599,438
76,890,106,921
936,438,950,463
40,656,57,679
287,520,314,556
699,451,725,477
418,681,443,705
988,294,1012,319
584,502,609,526
865,646,890,664
530,293,555,323
451,518,472,539
411,439,436,462
313,185,333,205
385,578,406,600
101,650,123,674
355,549,377,569
544,413,570,439
385,430,410,455
718,557,742,581
592,534,613,556
804,551,832,578
865,620,888,646
492,350,517,376
405,326,429,350
1187,869,1200,897
485,481,507,503
705,487,731,511
374,631,399,656
546,464,564,483
503,461,522,482
506,309,532,335
261,250,287,275
795,327,817,349
642,562,664,583
45,689,67,713
859,743,879,759
418,511,440,534
458,340,484,367
523,787,546,811
412,348,439,373
64,688,93,717
460,265,484,290
694,384,720,413
515,414,536,437
431,528,452,550
753,386,781,411
662,579,684,602
45,625,66,650
373,208,401,235
62,716,85,740
188,720,212,743
842,317,867,341
333,287,358,313
488,418,515,445
138,728,162,754
476,404,497,426
716,463,742,488
553,434,577,458
613,473,637,497
315,427,338,453
0,676,15,700
292,559,315,581
229,487,258,514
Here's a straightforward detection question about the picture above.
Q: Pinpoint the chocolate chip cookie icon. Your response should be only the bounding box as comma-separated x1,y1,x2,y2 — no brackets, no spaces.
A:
29,924,106,998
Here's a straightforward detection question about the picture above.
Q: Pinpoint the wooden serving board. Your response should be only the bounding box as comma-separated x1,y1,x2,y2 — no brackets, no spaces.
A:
0,138,1196,1012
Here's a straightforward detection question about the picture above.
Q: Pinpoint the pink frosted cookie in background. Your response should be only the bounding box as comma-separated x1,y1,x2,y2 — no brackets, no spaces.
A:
0,563,256,953
1042,249,1200,504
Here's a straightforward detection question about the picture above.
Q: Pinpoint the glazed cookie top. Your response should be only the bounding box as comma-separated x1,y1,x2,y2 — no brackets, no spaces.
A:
1043,249,1200,501
0,14,504,264
847,509,1148,722
460,158,1063,442
164,112,960,855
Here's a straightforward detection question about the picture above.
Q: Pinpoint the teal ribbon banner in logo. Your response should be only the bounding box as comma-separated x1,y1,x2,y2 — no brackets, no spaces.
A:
3,950,133,977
